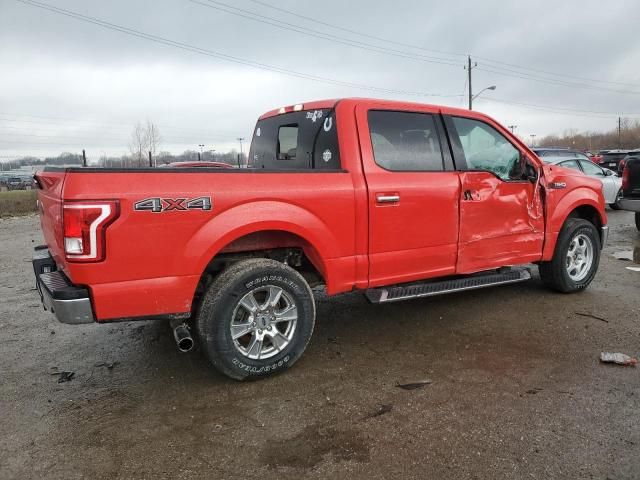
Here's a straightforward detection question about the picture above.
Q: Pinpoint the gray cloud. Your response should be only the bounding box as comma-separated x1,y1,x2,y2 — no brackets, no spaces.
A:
2,0,640,160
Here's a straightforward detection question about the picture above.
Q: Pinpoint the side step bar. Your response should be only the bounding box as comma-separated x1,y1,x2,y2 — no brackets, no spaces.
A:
365,267,532,304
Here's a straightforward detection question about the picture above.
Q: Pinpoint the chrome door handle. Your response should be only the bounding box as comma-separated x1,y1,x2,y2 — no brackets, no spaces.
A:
376,194,400,204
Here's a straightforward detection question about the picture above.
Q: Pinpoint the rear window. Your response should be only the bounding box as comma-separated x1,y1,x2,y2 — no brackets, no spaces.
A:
249,109,340,170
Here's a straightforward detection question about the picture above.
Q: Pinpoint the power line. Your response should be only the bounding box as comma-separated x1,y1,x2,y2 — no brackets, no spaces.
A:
478,97,640,118
14,0,460,99
247,0,468,59
188,0,464,68
248,0,640,90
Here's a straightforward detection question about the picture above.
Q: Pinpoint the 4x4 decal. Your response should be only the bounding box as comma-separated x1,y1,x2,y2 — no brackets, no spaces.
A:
134,196,212,213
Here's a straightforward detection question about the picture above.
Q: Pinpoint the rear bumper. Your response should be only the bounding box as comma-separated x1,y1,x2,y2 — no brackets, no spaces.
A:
618,198,640,212
32,247,95,324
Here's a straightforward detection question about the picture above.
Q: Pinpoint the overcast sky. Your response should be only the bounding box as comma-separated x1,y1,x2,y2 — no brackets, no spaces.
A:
2,0,640,161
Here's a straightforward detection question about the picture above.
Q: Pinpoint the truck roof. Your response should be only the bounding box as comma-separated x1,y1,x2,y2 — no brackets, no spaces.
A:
258,98,493,121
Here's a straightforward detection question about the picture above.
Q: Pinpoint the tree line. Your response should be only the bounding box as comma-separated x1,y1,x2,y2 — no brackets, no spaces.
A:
538,118,640,152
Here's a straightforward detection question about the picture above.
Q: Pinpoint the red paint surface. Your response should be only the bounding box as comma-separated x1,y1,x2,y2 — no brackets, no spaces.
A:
35,98,606,321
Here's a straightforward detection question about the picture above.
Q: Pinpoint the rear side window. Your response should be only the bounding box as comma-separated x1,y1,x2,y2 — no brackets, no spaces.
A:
277,125,298,160
249,109,340,170
367,111,444,171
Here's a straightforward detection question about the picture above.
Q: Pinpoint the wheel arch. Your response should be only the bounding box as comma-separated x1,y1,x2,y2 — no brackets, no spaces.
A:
543,193,606,260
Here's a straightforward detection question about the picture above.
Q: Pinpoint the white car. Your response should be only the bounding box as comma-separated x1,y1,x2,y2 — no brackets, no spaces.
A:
544,157,623,209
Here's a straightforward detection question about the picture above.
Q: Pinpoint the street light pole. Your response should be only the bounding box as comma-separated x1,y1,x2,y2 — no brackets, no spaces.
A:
198,144,204,162
530,134,537,147
237,137,245,168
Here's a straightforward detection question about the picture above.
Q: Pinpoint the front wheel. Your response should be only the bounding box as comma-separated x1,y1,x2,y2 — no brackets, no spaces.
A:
539,218,601,293
196,258,315,380
609,188,623,210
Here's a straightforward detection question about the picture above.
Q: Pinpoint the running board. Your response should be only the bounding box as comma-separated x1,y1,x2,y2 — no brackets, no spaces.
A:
365,267,532,304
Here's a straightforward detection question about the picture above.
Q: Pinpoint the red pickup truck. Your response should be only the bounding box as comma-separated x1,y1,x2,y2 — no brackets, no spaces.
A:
33,98,608,380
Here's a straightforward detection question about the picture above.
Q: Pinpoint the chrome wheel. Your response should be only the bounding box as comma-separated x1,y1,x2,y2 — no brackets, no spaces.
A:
565,233,594,282
230,285,298,360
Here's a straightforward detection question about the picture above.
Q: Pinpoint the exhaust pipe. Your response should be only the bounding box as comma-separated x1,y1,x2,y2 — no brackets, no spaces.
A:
170,320,194,353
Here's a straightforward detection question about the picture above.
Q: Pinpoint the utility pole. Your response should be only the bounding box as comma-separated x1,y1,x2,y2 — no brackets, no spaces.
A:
198,144,205,162
466,55,477,110
82,149,87,167
508,125,518,135
618,117,622,149
237,137,245,167
148,151,153,167
530,134,537,147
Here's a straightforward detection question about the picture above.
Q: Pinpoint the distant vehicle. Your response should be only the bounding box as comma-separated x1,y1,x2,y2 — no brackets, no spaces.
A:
532,148,593,162
162,161,234,169
618,157,640,231
541,157,623,209
599,149,640,172
7,177,25,190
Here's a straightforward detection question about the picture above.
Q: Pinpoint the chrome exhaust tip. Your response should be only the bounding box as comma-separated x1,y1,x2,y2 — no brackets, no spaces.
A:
171,321,194,353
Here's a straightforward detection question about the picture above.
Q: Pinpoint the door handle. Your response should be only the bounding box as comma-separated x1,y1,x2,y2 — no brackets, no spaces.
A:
376,194,400,204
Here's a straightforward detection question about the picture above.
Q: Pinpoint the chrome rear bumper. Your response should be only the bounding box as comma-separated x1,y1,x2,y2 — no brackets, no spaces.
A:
32,247,94,324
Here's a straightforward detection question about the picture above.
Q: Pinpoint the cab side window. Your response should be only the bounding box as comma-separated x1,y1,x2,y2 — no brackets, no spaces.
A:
451,117,522,181
368,111,445,171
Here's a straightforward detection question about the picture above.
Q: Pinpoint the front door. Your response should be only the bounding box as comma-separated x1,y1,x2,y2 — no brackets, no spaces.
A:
444,115,545,273
356,104,461,287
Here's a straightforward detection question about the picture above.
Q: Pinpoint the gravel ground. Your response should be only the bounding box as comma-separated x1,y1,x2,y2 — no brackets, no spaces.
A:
1,212,639,480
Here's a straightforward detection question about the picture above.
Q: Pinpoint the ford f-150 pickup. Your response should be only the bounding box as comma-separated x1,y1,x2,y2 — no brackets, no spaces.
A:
33,98,608,380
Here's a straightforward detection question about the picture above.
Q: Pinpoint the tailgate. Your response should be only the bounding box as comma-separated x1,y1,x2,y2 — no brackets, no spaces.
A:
34,169,67,268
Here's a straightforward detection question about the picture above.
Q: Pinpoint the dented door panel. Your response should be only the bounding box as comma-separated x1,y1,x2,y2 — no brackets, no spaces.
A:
457,171,545,273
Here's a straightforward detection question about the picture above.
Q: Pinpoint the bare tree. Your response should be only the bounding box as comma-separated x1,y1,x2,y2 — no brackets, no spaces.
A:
129,122,146,167
146,120,161,161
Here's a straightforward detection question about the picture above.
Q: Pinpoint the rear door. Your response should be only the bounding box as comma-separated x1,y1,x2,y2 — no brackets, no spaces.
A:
356,103,461,287
443,115,545,273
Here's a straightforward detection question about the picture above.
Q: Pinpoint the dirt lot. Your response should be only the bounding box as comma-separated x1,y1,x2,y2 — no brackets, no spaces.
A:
1,212,639,479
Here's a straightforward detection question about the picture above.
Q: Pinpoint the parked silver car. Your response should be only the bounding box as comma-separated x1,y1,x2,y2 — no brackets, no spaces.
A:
543,157,623,209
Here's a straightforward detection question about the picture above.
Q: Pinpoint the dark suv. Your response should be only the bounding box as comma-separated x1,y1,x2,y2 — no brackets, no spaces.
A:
619,157,640,231
600,149,640,173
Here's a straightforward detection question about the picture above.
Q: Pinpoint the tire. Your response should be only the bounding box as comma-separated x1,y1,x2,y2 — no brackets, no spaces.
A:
196,258,315,380
636,212,640,232
539,218,601,293
609,188,623,210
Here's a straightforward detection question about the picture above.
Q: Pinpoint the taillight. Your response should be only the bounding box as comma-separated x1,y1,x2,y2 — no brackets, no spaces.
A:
63,201,119,262
622,165,630,191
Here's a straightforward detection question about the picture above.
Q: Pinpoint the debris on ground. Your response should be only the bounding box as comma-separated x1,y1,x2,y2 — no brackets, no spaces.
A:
626,266,640,272
525,388,543,395
94,361,119,370
57,371,75,383
575,312,609,323
613,251,633,261
365,404,393,419
396,380,433,390
599,352,638,366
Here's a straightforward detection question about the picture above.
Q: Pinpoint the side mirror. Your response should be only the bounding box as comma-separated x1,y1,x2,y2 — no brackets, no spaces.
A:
604,169,613,176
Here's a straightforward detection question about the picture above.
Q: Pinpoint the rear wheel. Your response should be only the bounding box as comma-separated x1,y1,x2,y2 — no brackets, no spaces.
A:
539,218,601,293
196,258,315,380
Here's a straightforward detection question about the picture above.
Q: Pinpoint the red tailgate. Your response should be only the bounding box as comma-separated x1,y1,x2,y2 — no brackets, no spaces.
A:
34,170,67,268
